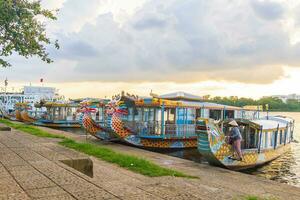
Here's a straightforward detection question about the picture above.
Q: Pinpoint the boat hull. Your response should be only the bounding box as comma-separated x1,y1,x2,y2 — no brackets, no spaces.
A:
34,120,81,128
20,111,37,123
15,110,23,122
123,135,197,149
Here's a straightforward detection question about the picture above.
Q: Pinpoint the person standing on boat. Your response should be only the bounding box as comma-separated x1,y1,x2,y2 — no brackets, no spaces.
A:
228,120,243,161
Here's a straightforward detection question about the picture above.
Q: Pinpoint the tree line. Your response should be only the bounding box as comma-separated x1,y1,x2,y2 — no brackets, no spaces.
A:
205,96,300,112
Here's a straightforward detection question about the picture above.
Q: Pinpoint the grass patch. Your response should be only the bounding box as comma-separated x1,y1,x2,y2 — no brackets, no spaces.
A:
0,119,195,178
59,139,195,178
0,119,65,139
242,195,277,200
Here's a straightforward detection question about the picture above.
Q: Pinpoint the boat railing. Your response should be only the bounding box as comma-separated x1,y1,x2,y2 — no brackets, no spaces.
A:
125,121,161,136
135,122,197,138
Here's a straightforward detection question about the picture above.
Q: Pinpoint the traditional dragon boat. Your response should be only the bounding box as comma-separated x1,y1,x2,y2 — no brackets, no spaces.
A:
197,116,295,170
76,99,118,140
33,101,82,128
103,92,259,149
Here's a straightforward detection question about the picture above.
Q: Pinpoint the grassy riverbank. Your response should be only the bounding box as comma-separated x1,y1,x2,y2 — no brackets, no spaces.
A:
0,119,194,178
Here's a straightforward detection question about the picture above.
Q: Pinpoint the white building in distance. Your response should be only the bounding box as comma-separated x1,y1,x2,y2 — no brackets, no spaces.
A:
0,86,58,112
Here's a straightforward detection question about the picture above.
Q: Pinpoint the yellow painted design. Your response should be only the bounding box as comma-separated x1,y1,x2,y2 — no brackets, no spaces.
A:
140,139,197,148
20,111,36,123
15,110,23,121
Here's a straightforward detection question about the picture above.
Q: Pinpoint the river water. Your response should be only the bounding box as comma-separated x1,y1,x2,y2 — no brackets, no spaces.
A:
60,112,300,187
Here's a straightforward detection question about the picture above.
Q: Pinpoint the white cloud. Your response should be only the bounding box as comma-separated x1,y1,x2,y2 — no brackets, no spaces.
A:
5,0,300,86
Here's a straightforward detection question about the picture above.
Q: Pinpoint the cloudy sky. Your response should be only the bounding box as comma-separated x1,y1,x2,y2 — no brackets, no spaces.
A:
2,0,300,99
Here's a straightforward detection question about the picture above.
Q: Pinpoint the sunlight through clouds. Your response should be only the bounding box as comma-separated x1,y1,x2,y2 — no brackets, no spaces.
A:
4,0,300,98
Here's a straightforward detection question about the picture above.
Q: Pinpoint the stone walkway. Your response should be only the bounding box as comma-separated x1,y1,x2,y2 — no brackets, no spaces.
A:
1,125,300,199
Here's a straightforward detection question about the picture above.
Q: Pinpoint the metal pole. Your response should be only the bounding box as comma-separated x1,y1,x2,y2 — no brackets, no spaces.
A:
258,126,263,153
284,123,288,145
274,124,279,149
161,103,165,136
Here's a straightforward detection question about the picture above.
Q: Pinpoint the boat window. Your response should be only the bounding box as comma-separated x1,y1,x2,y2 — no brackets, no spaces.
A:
265,132,269,148
260,132,265,149
209,109,222,120
283,128,287,144
224,110,234,119
127,107,134,121
285,128,288,143
196,109,201,119
135,107,142,121
279,130,283,144
166,108,175,123
176,108,187,124
149,108,155,121
239,125,246,149
67,108,72,116
271,131,275,147
248,127,257,148
156,109,161,122
187,108,196,124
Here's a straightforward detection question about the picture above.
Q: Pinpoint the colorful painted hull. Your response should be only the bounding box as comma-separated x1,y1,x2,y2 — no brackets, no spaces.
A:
122,135,197,149
34,120,81,128
80,113,118,141
15,110,23,122
20,111,37,123
197,118,293,170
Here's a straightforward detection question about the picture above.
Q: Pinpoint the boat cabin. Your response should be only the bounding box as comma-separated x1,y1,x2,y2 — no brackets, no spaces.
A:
118,96,258,139
222,116,294,151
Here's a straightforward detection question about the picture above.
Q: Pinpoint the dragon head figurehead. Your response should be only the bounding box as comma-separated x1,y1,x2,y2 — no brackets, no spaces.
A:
77,101,97,114
106,96,129,116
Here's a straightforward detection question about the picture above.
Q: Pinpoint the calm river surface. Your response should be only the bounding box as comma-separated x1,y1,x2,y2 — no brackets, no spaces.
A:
60,112,300,187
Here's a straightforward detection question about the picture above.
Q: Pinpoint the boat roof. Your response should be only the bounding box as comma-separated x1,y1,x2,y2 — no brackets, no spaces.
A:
159,91,203,101
178,101,243,110
267,116,294,123
250,119,289,130
127,96,246,110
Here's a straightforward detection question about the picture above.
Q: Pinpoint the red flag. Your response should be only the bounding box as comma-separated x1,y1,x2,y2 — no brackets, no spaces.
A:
40,78,43,83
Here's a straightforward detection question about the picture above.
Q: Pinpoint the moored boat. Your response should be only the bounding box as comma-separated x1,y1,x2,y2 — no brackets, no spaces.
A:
33,102,82,128
196,116,295,170
104,92,259,149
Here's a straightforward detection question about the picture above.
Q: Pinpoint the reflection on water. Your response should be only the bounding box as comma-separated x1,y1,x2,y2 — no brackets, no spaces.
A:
245,145,299,186
58,112,300,187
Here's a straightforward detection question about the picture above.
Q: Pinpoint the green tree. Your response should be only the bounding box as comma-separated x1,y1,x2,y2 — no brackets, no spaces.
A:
0,0,59,67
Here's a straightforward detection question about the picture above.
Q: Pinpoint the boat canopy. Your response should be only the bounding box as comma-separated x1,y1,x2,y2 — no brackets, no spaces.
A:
159,91,203,101
126,96,248,111
250,119,288,130
177,101,242,111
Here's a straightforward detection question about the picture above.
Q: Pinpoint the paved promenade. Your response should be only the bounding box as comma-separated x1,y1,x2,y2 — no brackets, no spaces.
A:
1,125,300,199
